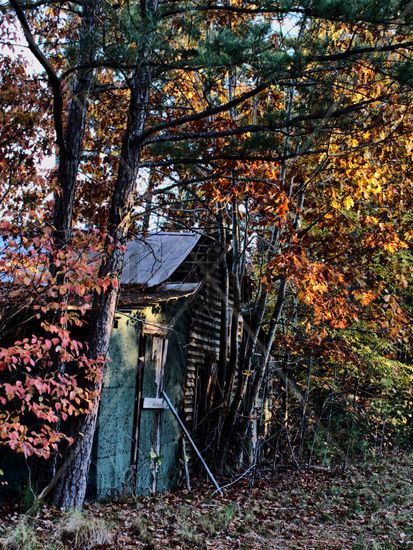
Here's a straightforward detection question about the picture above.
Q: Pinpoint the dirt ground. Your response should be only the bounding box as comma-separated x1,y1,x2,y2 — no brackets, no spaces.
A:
0,453,412,549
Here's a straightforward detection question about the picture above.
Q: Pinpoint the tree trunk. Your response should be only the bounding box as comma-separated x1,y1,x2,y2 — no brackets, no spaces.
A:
226,199,241,394
13,0,103,499
51,1,158,508
50,400,101,509
217,212,229,399
215,235,275,471
55,1,100,238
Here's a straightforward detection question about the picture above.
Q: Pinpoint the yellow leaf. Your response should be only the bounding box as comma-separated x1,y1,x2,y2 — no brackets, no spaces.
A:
343,196,354,210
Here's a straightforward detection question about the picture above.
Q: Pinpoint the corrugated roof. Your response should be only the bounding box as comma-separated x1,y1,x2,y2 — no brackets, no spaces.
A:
121,232,201,287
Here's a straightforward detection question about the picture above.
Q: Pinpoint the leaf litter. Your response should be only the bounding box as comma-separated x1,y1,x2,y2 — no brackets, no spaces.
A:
0,452,412,549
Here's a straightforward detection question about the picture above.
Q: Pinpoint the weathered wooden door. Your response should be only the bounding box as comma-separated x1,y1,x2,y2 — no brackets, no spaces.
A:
133,324,169,495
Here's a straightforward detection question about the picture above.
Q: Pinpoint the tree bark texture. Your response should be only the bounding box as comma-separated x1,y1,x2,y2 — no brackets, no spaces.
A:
52,0,159,508
54,0,101,240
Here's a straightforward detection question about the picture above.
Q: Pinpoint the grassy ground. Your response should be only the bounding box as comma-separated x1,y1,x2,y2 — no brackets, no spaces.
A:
0,453,412,549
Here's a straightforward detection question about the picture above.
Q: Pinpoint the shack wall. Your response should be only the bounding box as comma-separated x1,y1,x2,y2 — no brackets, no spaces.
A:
90,300,191,499
158,304,190,491
183,278,221,433
90,312,140,498
136,303,190,495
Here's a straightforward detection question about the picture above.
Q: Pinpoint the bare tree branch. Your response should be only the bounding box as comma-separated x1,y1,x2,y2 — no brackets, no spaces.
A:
9,0,65,152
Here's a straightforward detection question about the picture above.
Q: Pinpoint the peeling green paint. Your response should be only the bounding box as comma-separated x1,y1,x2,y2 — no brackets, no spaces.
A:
90,313,140,498
90,301,191,499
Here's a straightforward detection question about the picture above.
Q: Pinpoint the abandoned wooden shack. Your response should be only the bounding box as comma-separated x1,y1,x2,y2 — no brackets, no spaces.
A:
88,231,227,498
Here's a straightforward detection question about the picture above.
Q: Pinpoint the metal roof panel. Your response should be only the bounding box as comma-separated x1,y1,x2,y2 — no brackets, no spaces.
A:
121,232,201,287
